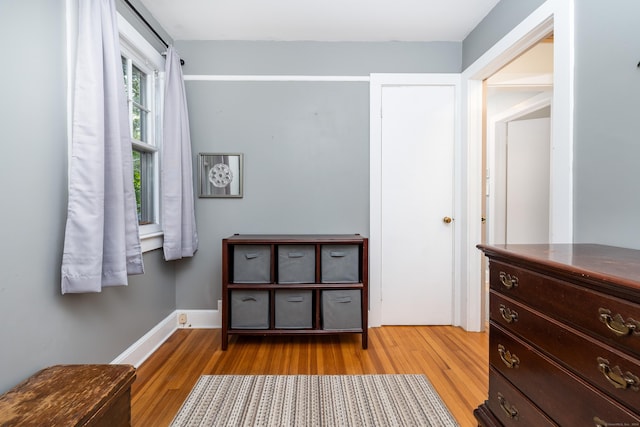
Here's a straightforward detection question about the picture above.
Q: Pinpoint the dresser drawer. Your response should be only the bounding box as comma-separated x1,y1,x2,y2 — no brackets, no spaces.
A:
487,368,556,427
491,292,640,413
490,261,640,357
490,323,640,426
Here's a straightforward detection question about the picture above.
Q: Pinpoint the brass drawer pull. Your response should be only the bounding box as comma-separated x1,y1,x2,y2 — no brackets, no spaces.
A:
597,357,640,391
498,344,520,369
497,393,518,419
598,308,639,337
499,304,518,323
499,271,518,290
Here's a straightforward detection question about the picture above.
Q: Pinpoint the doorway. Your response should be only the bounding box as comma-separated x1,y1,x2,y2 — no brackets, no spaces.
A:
485,41,554,246
480,39,553,322
462,0,574,332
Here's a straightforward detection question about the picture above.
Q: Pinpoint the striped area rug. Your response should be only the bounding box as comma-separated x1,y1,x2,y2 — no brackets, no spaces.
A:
170,374,459,426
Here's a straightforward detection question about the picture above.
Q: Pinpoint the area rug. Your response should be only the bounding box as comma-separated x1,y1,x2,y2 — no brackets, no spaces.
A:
169,374,459,426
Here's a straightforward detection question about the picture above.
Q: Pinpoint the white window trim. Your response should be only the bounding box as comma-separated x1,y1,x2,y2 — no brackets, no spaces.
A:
118,13,165,252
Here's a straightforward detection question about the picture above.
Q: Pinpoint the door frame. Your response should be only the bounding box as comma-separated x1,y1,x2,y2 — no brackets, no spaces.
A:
487,91,552,245
369,73,462,327
461,0,574,331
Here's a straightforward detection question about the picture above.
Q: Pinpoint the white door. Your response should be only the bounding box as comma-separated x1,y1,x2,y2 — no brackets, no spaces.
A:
380,84,455,325
505,117,551,243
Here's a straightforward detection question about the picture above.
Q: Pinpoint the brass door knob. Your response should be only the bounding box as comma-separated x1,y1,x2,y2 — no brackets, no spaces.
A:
443,216,453,224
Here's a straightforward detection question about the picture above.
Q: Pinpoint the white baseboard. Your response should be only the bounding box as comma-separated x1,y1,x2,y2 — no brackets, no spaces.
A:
111,311,177,367
176,300,222,329
111,301,222,367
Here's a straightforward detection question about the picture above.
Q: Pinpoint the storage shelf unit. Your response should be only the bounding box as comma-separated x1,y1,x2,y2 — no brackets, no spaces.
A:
221,234,368,350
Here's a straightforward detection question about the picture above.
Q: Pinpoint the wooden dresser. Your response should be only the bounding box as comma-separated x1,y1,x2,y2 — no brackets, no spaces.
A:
475,244,640,427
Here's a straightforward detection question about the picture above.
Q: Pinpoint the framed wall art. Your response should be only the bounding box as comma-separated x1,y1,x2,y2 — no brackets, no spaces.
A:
198,153,243,198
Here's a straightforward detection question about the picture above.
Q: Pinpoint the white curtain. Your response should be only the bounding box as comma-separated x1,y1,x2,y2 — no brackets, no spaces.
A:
162,47,198,260
61,0,144,294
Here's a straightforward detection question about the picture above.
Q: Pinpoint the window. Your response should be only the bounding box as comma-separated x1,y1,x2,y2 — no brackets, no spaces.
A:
121,57,156,225
118,14,165,250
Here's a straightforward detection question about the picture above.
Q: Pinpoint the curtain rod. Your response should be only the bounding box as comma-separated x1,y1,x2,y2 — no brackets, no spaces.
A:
122,0,185,65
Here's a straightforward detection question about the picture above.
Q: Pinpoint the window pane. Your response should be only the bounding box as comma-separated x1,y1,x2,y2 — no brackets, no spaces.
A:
132,150,141,219
121,57,128,96
132,65,146,106
123,49,157,232
132,149,155,225
132,105,146,142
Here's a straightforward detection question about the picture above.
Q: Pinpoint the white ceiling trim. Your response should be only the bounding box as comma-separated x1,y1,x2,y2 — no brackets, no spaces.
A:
183,75,370,82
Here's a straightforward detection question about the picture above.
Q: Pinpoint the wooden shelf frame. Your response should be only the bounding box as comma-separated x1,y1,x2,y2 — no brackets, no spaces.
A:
221,234,368,350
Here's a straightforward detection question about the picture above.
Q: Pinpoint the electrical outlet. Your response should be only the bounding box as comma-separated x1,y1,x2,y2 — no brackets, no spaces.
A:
178,313,187,324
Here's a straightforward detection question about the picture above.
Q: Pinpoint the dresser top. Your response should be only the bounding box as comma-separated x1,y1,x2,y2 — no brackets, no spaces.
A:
477,244,640,296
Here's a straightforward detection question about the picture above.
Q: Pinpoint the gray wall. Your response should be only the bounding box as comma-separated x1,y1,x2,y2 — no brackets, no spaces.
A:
174,40,461,308
573,0,640,248
0,0,176,393
176,41,461,75
462,0,546,69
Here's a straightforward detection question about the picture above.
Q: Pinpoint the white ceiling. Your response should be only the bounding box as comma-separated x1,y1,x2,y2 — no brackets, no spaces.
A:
138,0,501,42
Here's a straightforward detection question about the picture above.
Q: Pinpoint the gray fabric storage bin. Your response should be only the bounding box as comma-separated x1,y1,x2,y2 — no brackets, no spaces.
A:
278,245,316,284
233,245,271,283
275,290,313,329
321,245,359,283
230,290,269,329
321,290,362,331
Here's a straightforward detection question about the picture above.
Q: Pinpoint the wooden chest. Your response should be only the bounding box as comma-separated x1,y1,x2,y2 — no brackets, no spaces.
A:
475,244,640,427
0,364,136,426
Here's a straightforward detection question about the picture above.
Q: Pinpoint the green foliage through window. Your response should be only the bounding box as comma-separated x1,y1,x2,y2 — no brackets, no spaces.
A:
122,55,155,226
132,150,142,221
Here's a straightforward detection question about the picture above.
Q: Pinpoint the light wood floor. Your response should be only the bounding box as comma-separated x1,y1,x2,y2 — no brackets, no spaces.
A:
131,326,488,427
